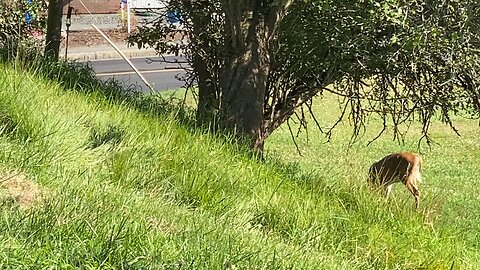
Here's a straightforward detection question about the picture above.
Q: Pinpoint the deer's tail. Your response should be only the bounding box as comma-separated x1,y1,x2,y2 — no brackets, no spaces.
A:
412,156,423,183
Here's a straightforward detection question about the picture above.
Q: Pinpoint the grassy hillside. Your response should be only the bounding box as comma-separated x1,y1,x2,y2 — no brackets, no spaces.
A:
0,61,479,269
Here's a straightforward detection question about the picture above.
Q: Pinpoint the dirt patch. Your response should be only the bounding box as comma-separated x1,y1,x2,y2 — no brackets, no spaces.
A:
0,171,42,209
61,28,187,48
62,29,130,48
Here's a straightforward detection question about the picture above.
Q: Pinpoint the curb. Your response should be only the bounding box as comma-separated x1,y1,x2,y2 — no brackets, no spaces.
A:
62,48,158,61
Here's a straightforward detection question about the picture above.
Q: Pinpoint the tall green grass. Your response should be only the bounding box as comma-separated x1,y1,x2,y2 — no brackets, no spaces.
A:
0,60,478,269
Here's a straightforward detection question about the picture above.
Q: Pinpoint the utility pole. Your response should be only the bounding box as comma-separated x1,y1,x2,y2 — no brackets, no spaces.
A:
44,0,64,60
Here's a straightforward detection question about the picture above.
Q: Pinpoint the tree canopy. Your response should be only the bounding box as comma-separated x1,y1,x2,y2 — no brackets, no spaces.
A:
129,0,480,151
274,0,480,143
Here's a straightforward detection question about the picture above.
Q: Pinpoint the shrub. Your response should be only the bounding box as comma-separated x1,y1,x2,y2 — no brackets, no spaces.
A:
0,0,47,57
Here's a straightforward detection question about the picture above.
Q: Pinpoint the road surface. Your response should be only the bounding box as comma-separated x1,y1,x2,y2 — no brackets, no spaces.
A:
87,56,189,93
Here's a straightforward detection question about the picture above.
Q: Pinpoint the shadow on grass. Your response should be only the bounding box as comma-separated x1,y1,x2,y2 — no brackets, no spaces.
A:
0,105,37,142
88,124,125,149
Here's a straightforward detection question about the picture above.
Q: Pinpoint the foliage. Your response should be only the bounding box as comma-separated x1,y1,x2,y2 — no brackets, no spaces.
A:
127,0,222,91
287,0,480,143
0,0,47,60
0,0,47,42
129,0,480,150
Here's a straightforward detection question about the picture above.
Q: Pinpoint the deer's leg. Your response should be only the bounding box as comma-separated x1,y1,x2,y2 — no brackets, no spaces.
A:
405,179,420,209
384,184,394,199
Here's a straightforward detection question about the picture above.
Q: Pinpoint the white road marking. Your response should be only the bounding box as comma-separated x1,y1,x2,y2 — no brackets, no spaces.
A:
96,68,184,77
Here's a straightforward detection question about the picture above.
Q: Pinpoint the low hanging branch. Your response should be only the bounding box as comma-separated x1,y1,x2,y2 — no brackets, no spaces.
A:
266,0,480,147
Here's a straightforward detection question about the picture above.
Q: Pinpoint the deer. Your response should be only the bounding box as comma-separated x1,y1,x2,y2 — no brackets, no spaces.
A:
368,152,423,209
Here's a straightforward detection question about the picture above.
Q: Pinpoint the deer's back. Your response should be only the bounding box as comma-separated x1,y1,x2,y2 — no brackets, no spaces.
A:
370,152,419,185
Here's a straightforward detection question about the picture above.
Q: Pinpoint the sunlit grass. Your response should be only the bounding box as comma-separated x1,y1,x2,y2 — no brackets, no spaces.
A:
266,93,480,269
0,61,478,269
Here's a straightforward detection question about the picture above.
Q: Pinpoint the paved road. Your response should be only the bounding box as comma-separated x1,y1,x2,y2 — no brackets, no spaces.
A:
86,56,189,93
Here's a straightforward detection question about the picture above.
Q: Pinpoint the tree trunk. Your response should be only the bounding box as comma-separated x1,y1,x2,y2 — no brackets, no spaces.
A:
44,0,64,60
194,52,218,122
220,2,273,152
189,10,218,123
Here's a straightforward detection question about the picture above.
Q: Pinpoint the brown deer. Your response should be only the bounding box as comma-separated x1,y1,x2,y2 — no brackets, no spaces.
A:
368,152,423,209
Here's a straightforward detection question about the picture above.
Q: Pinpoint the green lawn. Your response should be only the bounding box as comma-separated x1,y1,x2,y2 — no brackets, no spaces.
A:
0,61,479,269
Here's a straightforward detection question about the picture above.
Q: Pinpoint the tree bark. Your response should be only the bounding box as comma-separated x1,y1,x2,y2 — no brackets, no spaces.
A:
194,52,218,122
220,1,274,152
189,10,218,123
44,0,64,60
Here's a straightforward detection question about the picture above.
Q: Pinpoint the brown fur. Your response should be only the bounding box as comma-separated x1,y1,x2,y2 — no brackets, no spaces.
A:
368,152,423,209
